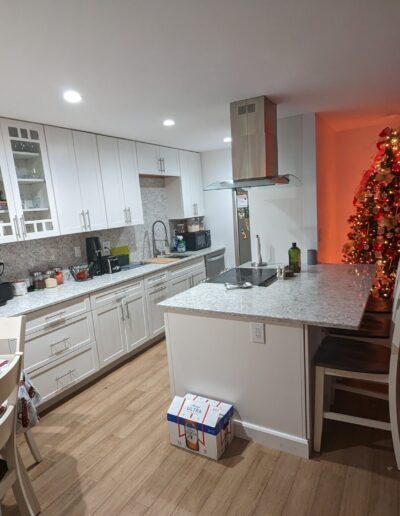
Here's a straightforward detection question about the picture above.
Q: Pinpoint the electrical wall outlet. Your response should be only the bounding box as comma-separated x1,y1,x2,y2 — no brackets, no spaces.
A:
251,323,265,344
74,246,81,258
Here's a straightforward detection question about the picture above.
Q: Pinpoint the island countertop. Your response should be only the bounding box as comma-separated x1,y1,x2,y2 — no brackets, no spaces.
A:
160,264,376,330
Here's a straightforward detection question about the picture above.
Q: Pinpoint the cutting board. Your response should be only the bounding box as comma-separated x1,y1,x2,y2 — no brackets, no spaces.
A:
142,257,180,264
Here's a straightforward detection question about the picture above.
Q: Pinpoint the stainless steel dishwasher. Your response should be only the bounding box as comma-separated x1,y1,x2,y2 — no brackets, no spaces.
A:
205,249,226,279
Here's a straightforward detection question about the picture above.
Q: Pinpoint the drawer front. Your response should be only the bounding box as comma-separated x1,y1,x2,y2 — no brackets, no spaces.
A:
144,271,169,290
29,343,99,404
90,279,144,309
25,313,95,371
169,258,204,280
26,296,90,335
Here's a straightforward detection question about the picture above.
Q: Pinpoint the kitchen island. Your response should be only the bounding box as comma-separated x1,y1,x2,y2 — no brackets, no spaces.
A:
160,264,376,458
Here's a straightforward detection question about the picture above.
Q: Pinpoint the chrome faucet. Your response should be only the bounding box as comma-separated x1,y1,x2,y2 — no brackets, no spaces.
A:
152,220,169,257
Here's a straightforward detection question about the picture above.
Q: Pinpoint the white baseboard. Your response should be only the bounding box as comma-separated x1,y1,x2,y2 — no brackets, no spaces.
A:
234,419,310,458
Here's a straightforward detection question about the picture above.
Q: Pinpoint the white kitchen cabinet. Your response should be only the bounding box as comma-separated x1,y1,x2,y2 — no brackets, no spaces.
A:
160,146,180,176
169,274,192,296
28,342,99,404
97,136,144,228
73,131,107,231
117,139,144,225
97,135,127,229
124,290,149,351
165,150,205,219
137,142,180,177
45,126,84,234
45,126,108,234
93,301,127,367
0,119,59,240
146,281,170,337
191,265,206,286
0,130,20,243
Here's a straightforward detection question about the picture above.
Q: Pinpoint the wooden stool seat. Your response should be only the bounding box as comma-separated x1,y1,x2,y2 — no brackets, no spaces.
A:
315,335,390,374
328,313,391,339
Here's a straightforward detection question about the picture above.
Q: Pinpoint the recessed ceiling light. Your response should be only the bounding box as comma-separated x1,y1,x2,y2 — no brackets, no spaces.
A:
63,90,82,103
223,137,232,143
163,119,175,127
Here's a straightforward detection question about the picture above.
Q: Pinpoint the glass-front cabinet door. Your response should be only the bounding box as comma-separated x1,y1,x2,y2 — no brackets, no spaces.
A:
0,119,59,240
0,131,19,242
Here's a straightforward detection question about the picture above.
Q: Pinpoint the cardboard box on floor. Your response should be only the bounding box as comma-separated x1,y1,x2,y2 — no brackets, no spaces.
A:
167,393,234,460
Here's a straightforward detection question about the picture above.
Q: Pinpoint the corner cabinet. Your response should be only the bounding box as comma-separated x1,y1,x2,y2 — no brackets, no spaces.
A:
136,142,180,176
0,119,59,241
165,150,205,219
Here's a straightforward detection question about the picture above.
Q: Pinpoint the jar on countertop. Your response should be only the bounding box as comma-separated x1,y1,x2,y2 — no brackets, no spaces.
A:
54,267,64,285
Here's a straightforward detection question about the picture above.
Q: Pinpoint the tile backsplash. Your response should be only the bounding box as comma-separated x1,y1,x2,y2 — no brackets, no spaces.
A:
0,177,170,282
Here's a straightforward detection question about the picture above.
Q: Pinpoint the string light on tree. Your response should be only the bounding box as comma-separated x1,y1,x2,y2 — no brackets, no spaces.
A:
343,127,400,298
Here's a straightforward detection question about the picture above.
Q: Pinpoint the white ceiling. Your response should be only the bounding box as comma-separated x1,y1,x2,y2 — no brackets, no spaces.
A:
0,0,399,151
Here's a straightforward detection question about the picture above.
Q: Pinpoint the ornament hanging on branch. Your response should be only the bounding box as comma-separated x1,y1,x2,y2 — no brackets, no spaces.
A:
343,127,400,298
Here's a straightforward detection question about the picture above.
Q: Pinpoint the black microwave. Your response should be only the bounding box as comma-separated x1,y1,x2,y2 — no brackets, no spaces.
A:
182,230,211,251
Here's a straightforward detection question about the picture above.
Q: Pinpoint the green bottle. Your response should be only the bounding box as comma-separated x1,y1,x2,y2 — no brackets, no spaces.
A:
289,242,301,272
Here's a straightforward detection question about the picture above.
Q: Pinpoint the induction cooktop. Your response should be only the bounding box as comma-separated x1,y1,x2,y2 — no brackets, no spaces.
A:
207,267,277,287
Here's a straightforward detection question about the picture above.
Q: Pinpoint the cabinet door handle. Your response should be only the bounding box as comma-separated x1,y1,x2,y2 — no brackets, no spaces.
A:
85,210,91,230
80,211,86,231
158,158,162,173
128,207,132,223
161,158,165,173
120,304,125,321
151,286,166,294
20,216,27,238
124,302,130,319
13,216,21,239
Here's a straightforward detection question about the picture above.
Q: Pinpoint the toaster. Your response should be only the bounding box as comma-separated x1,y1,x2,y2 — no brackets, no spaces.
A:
101,255,121,274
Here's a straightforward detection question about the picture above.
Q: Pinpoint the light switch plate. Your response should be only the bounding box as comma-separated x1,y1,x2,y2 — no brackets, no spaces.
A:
251,323,265,344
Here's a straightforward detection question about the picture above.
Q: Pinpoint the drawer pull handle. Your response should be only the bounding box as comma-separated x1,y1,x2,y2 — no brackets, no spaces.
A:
55,368,76,386
50,337,70,355
45,317,66,329
151,286,166,295
45,311,66,321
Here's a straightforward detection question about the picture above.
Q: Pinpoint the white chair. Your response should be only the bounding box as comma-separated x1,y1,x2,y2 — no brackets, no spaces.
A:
313,286,400,469
0,332,42,465
0,316,40,515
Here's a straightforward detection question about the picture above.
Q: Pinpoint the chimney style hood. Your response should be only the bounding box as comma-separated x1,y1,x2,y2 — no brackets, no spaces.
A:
204,96,300,191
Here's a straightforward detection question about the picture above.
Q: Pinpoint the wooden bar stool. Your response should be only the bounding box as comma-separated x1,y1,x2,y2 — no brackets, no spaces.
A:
0,317,40,515
313,298,400,468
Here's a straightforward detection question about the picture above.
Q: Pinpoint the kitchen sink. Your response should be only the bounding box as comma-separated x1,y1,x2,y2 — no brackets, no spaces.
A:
168,254,190,259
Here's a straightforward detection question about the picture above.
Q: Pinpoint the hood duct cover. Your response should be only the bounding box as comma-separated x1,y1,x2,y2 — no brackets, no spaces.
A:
205,96,301,190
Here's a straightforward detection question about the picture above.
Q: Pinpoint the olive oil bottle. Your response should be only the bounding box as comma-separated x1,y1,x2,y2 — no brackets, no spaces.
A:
289,242,301,272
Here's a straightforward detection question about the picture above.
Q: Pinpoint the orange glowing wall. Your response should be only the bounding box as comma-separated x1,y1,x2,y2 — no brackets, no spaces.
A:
316,114,400,263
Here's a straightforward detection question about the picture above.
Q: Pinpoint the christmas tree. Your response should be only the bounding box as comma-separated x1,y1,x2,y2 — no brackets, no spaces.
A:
343,127,400,298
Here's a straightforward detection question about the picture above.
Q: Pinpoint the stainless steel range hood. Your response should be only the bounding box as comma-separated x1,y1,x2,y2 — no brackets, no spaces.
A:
204,96,301,191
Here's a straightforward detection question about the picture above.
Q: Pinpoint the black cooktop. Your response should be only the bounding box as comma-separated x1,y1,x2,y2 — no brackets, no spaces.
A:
207,267,277,287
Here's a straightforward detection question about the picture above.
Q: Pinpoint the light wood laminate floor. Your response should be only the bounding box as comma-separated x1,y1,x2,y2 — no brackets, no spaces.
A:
3,340,400,515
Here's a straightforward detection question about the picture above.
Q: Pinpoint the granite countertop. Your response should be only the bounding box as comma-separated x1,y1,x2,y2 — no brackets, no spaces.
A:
0,246,224,318
160,264,376,330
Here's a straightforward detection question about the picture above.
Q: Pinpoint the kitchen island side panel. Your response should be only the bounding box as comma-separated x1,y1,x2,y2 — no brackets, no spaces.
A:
164,311,310,456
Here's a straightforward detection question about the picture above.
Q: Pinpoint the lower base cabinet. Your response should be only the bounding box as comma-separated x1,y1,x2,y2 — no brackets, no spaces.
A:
124,290,149,351
146,282,170,338
29,342,99,404
92,302,127,367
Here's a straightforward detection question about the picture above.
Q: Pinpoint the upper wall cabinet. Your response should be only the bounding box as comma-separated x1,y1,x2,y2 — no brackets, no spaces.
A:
136,142,180,176
0,119,59,241
165,150,205,219
45,126,108,234
97,136,144,228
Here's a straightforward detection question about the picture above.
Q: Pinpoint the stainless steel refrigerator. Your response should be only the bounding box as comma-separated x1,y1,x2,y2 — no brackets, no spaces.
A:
233,189,252,265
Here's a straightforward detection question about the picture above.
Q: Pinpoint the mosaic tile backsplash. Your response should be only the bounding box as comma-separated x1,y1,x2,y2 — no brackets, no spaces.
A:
0,177,170,282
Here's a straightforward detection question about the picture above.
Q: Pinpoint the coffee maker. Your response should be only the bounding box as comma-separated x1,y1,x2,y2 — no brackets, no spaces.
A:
86,237,103,276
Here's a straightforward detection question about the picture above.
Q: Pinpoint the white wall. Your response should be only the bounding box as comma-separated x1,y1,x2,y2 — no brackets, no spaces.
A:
249,114,317,265
201,113,317,267
201,149,235,267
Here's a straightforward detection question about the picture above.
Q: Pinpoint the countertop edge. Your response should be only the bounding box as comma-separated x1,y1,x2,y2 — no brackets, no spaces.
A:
1,246,225,318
